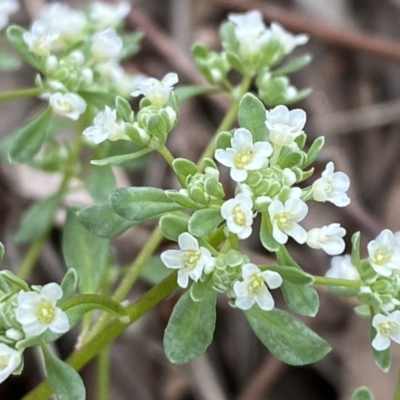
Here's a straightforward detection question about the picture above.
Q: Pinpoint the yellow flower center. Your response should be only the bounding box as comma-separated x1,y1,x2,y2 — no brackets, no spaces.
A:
275,212,294,230
248,274,265,296
234,149,254,169
58,101,73,113
34,301,55,324
375,247,392,266
181,251,201,270
233,206,246,226
0,354,11,370
379,321,398,336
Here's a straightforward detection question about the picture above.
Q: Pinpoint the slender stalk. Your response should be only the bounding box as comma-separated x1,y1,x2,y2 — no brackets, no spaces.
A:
157,145,186,187
0,87,43,102
394,369,400,400
313,275,362,288
17,233,48,280
97,346,111,400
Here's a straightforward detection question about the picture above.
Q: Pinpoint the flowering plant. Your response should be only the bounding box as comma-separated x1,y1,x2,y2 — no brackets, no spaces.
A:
0,3,394,400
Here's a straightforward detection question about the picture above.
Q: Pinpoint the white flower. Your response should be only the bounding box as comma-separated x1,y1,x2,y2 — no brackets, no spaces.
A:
215,128,272,183
270,22,309,54
15,283,70,338
89,1,131,30
91,28,123,62
40,3,86,43
229,10,271,57
306,223,346,255
221,193,254,239
83,106,127,144
5,328,23,342
131,73,178,108
372,311,400,351
265,105,306,147
160,232,214,288
233,263,282,311
368,229,400,277
269,198,308,244
23,20,59,56
326,255,360,280
49,92,86,120
0,0,19,30
312,162,350,207
0,343,21,384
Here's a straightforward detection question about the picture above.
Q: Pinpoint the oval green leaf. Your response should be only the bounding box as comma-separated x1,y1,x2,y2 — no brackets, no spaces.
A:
350,387,375,400
188,208,224,237
238,93,268,142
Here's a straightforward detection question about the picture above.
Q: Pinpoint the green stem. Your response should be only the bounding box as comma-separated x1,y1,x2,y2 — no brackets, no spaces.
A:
17,233,48,280
313,275,362,288
157,145,186,187
22,272,178,400
97,346,111,400
394,368,400,400
0,87,43,102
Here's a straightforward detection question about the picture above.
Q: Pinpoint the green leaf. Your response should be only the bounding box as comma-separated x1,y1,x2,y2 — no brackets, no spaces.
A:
175,86,221,104
351,232,363,276
0,51,21,71
371,326,391,372
79,91,115,109
62,208,109,293
159,214,189,241
215,131,232,150
115,96,133,122
172,158,198,177
77,201,136,238
0,242,4,262
6,26,41,70
86,166,116,202
15,194,62,243
260,212,279,252
60,269,78,302
120,31,144,59
188,208,224,237
140,256,171,286
272,54,313,76
8,106,52,163
91,149,152,166
238,93,268,142
282,282,319,317
42,343,86,400
265,266,314,285
245,306,331,365
350,387,375,400
303,136,324,168
111,187,184,222
164,289,217,364
190,275,213,301
279,149,304,169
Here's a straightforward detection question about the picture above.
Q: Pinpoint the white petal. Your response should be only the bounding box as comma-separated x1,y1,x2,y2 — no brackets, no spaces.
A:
49,309,70,334
215,149,234,168
237,225,252,239
262,270,283,289
160,250,184,269
372,334,391,351
235,296,255,310
41,283,63,302
272,223,288,244
178,232,199,251
233,281,248,297
177,270,189,288
289,109,306,131
255,291,274,311
162,72,179,87
231,167,248,182
231,128,253,149
287,223,307,244
242,263,260,279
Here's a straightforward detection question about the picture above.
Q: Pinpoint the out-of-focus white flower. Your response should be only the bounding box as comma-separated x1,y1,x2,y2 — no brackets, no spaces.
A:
91,28,123,62
0,0,19,30
306,223,346,255
83,106,127,144
215,128,272,182
5,328,23,342
368,229,400,277
326,254,360,280
372,311,400,351
233,263,282,311
269,198,308,244
23,20,59,56
15,283,69,338
131,73,178,108
312,162,350,207
265,105,306,147
40,3,86,43
221,193,254,240
89,1,131,30
229,10,271,57
0,343,21,384
49,92,86,120
160,232,214,288
270,22,309,54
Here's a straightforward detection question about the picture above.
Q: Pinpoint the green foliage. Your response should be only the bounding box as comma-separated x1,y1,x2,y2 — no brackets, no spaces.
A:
79,90,116,109
120,31,144,59
265,266,314,285
62,209,109,293
115,96,134,122
188,208,224,237
15,194,62,243
86,166,116,202
0,51,21,71
272,54,313,77
60,269,78,303
140,257,171,286
245,306,331,365
350,387,375,400
371,326,391,372
260,212,279,252
111,187,183,222
159,214,189,241
174,86,221,104
8,106,53,163
304,136,325,168
172,158,198,177
0,242,4,262
42,343,86,400
238,93,268,142
164,288,217,364
91,149,152,167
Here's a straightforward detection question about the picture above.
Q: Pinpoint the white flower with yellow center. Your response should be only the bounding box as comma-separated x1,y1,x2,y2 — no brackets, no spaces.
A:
83,106,127,144
368,229,400,277
265,105,306,147
306,223,346,255
269,198,308,244
23,20,60,56
0,0,19,30
49,92,86,120
326,255,360,280
215,128,272,183
372,311,400,351
160,232,214,288
312,162,350,207
0,344,21,384
233,263,282,311
131,73,179,108
91,28,123,62
15,283,70,338
270,22,309,55
221,193,254,239
229,10,271,57
89,1,131,30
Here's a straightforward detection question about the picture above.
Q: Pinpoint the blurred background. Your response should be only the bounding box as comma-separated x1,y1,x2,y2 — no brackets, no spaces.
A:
2,0,400,399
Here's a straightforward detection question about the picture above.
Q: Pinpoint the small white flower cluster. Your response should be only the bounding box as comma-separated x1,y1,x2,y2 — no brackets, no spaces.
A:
0,0,19,30
0,282,69,383
20,1,143,121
